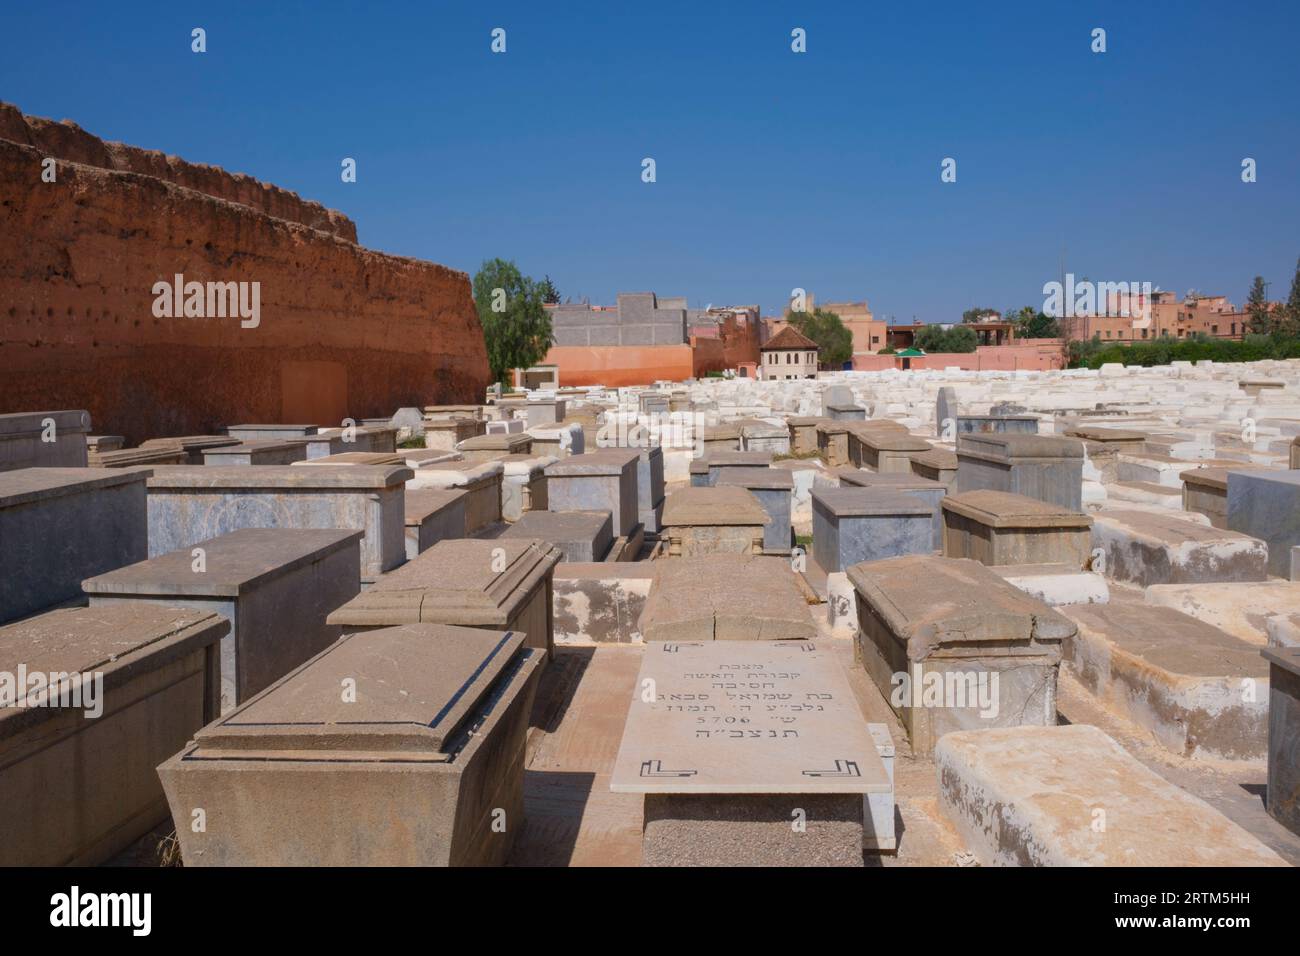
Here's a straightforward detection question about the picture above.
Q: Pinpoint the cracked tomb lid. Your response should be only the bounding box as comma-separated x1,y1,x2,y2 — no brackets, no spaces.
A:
326,538,561,627
191,623,523,759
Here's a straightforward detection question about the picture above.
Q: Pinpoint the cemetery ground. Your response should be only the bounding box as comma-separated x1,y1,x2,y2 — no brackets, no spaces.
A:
8,359,1300,874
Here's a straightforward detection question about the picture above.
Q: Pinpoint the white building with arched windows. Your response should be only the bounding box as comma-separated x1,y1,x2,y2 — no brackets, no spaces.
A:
758,326,819,380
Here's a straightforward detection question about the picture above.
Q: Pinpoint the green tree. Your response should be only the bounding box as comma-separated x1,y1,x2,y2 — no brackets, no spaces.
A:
914,324,978,353
962,307,1000,324
1023,311,1061,338
539,275,561,305
1282,257,1300,337
1246,275,1271,334
788,308,853,368
472,258,553,384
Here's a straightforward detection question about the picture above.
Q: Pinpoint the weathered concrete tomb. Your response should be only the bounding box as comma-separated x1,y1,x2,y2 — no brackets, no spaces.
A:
457,432,533,463
503,509,613,562
1063,603,1268,761
144,465,411,579
1227,470,1300,578
327,537,561,656
851,430,932,474
955,433,1085,510
715,466,794,553
403,488,467,559
811,486,932,573
611,640,890,866
1262,643,1300,836
639,554,815,642
139,434,240,464
849,555,1073,756
0,605,227,865
424,416,485,452
941,490,1092,568
407,460,504,534
909,446,959,487
1,466,150,624
159,623,544,866
1091,509,1268,586
660,486,770,557
546,450,640,537
936,726,1286,866
203,439,308,466
837,469,947,550
0,409,90,470
83,528,361,713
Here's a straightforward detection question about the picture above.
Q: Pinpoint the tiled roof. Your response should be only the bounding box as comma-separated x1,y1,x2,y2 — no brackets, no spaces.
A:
762,326,819,350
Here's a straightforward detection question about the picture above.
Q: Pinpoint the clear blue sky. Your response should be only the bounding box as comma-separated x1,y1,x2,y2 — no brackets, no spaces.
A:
3,1,1297,321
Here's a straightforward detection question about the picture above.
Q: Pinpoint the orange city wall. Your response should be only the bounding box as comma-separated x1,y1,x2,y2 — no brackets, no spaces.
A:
0,103,490,445
852,342,1065,372
543,345,694,388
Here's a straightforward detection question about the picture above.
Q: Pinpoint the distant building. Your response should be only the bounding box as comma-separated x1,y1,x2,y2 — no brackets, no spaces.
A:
1059,291,1251,344
767,296,888,355
538,292,760,387
759,326,819,380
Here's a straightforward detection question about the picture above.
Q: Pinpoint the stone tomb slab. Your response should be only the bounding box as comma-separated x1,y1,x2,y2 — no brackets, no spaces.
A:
0,605,227,866
1180,465,1264,529
456,431,533,463
403,488,467,559
660,486,769,557
224,423,319,441
787,416,828,456
407,460,503,534
292,451,402,466
849,555,1073,756
502,509,613,562
0,409,91,470
935,725,1286,867
637,445,666,534
955,433,1084,510
0,466,151,624
145,465,411,579
326,537,561,656
1091,509,1267,586
1062,603,1269,761
811,487,932,573
851,431,933,474
1227,470,1300,578
203,439,307,466
611,640,890,866
909,447,958,487
546,450,639,536
83,527,361,713
159,623,544,866
1261,644,1300,836
499,454,554,522
1143,581,1300,645
90,445,187,468
705,450,773,486
140,435,240,465
552,561,656,643
716,466,794,553
837,469,946,549
639,554,815,643
941,489,1092,568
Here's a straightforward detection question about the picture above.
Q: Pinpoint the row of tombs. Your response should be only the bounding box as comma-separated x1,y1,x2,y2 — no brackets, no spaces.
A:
1,392,1299,866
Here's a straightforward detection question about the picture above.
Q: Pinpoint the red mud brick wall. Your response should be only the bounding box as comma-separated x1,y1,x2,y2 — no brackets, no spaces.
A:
0,106,490,445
